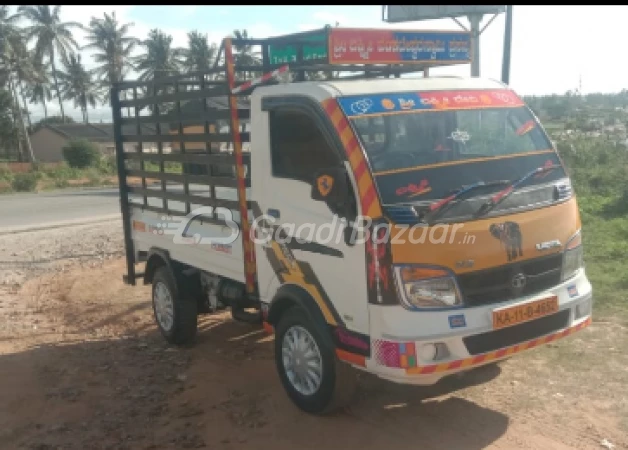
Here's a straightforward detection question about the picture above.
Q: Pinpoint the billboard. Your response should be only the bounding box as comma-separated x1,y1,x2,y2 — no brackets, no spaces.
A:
383,5,505,23
268,33,328,65
328,28,471,65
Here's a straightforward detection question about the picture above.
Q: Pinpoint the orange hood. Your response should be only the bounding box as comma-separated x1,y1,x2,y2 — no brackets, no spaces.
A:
390,198,581,274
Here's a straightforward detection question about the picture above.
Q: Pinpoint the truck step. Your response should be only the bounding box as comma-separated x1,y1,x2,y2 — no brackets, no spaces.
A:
231,307,262,324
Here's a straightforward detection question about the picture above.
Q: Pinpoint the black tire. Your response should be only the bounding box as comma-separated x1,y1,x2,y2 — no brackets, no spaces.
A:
152,265,198,346
274,307,356,414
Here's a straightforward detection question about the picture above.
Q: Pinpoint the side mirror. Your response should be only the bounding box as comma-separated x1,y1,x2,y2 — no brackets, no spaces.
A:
311,166,349,204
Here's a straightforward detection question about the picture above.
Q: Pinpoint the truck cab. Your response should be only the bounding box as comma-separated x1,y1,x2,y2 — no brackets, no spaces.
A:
113,27,592,415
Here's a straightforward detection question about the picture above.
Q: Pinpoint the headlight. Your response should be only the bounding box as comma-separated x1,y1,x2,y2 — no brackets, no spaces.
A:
394,265,462,310
561,231,584,282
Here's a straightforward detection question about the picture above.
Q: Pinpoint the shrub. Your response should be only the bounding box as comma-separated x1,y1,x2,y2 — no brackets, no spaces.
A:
0,163,13,182
11,172,39,192
62,139,100,169
84,167,102,186
97,155,117,175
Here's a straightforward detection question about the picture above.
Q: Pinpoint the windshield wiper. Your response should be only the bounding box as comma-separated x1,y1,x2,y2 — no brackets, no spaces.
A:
421,180,509,225
474,164,560,218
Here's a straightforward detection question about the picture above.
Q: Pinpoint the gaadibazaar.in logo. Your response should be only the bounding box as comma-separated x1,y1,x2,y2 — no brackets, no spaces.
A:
154,207,472,247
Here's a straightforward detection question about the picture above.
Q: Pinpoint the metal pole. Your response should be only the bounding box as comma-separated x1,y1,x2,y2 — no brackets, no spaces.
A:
468,14,483,77
502,5,513,85
111,86,137,286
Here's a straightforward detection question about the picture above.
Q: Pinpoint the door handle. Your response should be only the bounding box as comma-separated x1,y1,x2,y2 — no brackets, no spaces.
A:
267,208,280,219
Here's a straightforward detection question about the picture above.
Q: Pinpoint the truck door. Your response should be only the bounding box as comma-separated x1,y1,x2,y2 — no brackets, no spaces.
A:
252,99,370,336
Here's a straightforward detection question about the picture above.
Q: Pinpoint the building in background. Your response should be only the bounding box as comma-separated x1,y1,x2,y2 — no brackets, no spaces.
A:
29,123,166,162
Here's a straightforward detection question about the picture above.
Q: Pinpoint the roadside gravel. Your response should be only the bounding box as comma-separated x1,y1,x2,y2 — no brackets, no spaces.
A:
0,220,124,289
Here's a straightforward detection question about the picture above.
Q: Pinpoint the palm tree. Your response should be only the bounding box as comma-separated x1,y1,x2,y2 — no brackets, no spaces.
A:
0,12,35,161
232,29,261,80
56,52,103,123
134,29,184,81
0,6,21,55
9,44,37,129
26,62,53,119
18,5,81,120
83,11,138,103
184,30,217,73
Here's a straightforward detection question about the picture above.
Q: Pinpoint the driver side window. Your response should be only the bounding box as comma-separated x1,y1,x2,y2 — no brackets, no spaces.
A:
269,108,341,184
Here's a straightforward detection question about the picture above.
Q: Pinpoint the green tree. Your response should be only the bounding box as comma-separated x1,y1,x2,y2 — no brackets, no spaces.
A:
56,53,103,123
232,29,261,80
25,61,53,119
83,11,138,103
62,138,100,168
0,14,34,161
18,5,81,120
0,87,19,160
134,29,184,81
184,30,217,73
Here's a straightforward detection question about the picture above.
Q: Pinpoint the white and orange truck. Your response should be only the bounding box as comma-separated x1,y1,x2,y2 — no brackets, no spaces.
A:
112,27,592,414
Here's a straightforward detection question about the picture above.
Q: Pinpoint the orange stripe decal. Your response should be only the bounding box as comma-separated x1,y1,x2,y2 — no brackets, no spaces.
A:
224,38,257,294
406,317,591,375
321,98,382,219
336,349,367,367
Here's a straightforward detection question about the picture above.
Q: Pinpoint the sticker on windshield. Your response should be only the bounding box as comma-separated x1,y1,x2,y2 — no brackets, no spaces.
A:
448,129,471,143
350,98,373,115
534,159,555,179
396,179,432,198
516,119,536,136
337,89,525,118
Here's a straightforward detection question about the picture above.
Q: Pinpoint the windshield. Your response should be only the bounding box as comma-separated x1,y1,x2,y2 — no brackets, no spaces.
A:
337,89,567,209
347,100,551,173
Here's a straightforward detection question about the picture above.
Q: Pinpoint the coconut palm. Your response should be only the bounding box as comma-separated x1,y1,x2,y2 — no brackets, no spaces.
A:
18,5,81,120
184,30,217,73
0,6,21,56
83,11,138,102
0,17,35,161
134,29,184,81
56,52,103,123
26,62,53,119
232,29,261,80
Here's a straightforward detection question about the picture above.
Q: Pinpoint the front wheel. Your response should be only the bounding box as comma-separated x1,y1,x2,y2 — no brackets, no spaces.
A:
274,307,356,414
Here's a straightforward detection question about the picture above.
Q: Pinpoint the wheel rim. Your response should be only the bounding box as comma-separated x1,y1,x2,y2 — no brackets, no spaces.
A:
281,325,323,396
153,281,174,332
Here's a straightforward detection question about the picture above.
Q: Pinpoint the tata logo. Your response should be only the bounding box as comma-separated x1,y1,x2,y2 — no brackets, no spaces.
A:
396,179,432,198
511,272,527,293
536,239,562,251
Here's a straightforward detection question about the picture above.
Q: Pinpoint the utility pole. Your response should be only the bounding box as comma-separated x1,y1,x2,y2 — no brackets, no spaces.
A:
501,5,513,84
468,14,483,77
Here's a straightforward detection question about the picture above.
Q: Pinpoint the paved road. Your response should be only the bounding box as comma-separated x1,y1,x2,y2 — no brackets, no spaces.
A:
0,185,244,232
0,188,122,231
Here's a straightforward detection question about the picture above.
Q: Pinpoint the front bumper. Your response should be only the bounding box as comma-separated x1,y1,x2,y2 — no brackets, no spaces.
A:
361,269,592,385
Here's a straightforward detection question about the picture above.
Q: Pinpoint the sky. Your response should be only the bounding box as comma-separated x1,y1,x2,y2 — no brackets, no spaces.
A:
11,5,628,123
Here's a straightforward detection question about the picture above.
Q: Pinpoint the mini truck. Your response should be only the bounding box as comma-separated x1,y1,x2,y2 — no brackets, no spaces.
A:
112,26,593,414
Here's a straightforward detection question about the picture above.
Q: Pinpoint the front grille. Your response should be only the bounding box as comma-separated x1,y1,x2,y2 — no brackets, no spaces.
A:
457,253,563,307
463,309,570,355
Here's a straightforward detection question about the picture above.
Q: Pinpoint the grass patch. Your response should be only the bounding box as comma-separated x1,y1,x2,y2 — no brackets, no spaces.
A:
143,161,183,174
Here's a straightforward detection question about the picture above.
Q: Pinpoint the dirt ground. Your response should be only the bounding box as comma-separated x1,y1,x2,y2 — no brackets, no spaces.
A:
0,224,627,450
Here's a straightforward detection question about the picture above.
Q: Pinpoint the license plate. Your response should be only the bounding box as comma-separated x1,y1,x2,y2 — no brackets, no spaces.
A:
492,296,559,330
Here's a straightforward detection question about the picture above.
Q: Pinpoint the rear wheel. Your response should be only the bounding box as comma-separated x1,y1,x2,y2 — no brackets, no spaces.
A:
152,266,198,346
274,307,356,414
